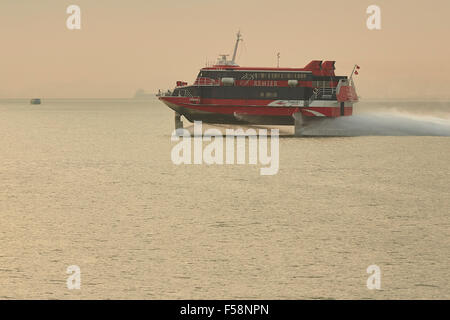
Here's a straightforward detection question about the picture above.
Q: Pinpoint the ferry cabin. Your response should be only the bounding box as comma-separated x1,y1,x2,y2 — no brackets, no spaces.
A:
169,63,348,102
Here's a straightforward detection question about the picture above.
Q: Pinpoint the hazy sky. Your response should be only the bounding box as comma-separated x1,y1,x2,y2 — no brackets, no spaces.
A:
1,0,449,99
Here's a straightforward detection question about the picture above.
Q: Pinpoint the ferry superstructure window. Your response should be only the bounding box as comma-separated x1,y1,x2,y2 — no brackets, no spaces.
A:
264,92,278,98
202,71,218,79
270,73,280,79
295,73,307,79
312,80,331,88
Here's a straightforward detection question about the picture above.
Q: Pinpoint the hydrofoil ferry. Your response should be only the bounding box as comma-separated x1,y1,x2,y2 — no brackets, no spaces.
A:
158,32,359,136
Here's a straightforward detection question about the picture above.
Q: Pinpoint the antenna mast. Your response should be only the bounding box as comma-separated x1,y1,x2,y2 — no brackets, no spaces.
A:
231,30,243,64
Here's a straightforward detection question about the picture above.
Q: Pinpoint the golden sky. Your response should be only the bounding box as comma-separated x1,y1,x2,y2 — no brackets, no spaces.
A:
0,0,449,99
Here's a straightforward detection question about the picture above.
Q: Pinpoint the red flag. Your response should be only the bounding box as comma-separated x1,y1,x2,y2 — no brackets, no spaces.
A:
355,70,359,75
356,65,360,69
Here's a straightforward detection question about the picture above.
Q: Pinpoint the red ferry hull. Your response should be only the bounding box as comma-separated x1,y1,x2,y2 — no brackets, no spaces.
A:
159,96,353,125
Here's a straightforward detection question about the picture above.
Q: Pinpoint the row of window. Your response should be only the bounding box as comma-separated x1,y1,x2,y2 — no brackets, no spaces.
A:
199,71,309,81
247,72,308,80
312,81,332,88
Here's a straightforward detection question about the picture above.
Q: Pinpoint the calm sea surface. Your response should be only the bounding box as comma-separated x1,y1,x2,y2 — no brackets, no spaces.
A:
0,98,449,299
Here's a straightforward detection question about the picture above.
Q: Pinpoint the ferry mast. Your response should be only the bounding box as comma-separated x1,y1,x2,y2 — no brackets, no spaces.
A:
231,31,243,65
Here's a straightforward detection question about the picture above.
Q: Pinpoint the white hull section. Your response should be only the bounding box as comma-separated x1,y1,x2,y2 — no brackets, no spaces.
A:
268,100,339,107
